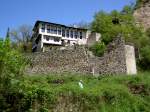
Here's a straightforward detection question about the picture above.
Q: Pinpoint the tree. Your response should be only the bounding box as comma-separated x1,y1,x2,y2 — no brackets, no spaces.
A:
122,5,134,14
89,42,106,57
135,0,149,9
91,5,149,46
69,21,91,29
91,5,150,70
5,28,11,49
10,25,32,52
92,11,114,44
140,45,150,69
0,33,27,110
0,36,26,88
6,27,10,38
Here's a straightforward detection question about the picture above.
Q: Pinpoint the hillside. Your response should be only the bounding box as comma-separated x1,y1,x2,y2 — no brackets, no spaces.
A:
1,1,150,112
1,72,150,112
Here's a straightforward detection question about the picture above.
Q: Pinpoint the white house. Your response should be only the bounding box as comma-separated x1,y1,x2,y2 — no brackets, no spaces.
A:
32,21,101,52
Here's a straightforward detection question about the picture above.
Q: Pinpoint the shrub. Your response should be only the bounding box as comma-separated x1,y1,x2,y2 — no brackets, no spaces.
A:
0,37,27,111
139,45,150,70
0,37,26,86
89,42,106,57
91,5,150,70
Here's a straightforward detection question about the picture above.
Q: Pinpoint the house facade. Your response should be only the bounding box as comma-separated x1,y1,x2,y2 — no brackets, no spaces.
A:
32,21,101,52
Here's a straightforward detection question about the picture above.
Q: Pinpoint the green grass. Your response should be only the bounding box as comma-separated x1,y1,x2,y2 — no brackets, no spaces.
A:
3,72,150,112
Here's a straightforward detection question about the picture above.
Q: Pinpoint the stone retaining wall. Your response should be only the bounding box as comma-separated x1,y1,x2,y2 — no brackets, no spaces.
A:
89,37,127,75
25,46,90,74
25,37,136,75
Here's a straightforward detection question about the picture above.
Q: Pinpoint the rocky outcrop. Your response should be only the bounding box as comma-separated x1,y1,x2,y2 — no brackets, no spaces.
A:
134,0,150,29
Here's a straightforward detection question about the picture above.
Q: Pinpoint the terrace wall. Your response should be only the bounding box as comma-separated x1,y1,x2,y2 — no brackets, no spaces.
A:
25,37,137,75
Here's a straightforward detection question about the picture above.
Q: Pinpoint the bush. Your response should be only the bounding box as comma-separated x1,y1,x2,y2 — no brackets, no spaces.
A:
1,73,149,112
89,42,106,57
0,37,27,111
139,45,150,70
0,37,26,85
91,5,150,70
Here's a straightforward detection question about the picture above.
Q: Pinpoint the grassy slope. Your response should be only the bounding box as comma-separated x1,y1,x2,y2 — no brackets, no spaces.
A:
7,72,150,112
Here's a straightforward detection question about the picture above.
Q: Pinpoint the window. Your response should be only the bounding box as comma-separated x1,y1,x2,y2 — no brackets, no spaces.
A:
66,30,69,38
54,26,57,34
44,35,50,41
47,25,51,33
41,24,45,32
74,31,78,39
50,26,54,34
46,36,49,41
70,30,73,38
62,29,65,37
54,37,60,42
58,27,61,35
80,32,82,39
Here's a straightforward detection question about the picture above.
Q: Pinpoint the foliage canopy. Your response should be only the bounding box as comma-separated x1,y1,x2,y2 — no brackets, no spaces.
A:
91,5,150,70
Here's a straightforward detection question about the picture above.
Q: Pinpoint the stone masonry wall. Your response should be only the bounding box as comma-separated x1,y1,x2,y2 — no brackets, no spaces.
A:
89,37,127,75
26,37,136,75
25,46,90,74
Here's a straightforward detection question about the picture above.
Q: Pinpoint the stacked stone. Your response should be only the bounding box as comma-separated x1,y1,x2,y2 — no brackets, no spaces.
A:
25,37,128,75
25,46,90,74
134,0,150,29
89,37,127,75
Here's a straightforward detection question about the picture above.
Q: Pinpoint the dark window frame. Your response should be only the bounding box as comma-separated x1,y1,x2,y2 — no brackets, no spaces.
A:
58,27,62,35
54,37,60,42
70,30,73,38
41,24,45,32
50,26,54,34
47,25,51,33
62,28,65,37
80,32,83,39
54,26,57,34
66,30,69,38
74,31,78,39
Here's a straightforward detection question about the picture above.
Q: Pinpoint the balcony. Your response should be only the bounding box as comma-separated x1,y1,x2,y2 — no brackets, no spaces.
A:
42,36,62,45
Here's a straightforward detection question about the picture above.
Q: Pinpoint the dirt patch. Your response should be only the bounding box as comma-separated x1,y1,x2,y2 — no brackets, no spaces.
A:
128,83,149,95
50,79,65,84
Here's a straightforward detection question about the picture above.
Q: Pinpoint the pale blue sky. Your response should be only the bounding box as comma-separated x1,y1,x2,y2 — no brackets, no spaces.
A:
0,0,135,37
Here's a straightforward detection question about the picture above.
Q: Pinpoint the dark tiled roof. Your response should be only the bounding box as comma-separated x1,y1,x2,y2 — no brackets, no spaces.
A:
33,20,88,31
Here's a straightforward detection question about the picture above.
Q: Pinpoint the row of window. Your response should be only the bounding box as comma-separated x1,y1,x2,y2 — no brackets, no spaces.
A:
41,24,83,39
43,35,60,42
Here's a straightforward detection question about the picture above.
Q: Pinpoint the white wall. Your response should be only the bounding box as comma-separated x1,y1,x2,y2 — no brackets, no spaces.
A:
41,35,62,45
125,45,137,75
37,23,101,46
77,38,87,45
